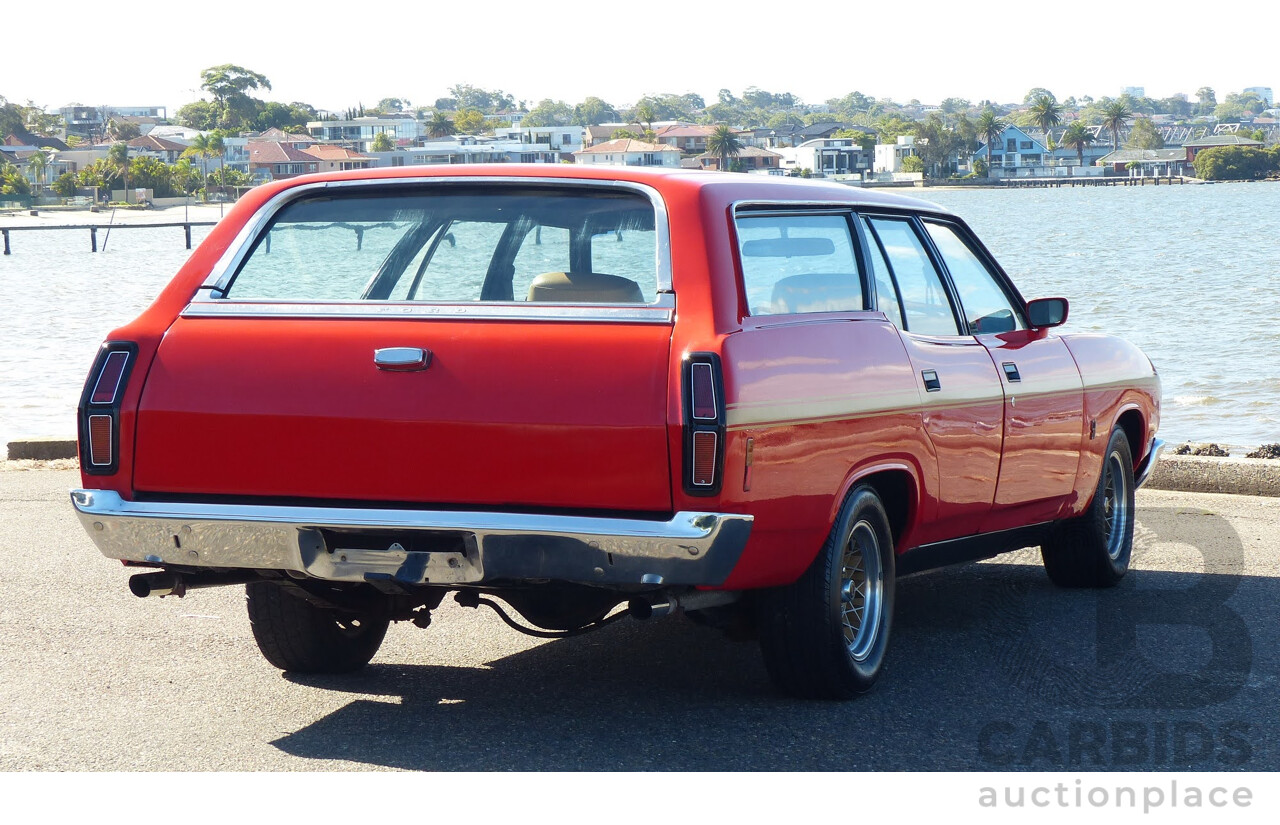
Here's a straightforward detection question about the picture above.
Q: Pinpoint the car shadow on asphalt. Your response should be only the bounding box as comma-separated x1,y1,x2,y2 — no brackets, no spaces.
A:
271,549,1276,770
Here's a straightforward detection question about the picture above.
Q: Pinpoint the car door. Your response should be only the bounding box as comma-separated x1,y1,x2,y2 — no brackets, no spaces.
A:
859,215,1005,546
920,218,1084,530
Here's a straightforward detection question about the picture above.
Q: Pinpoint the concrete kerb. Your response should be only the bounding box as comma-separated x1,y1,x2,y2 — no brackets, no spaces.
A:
6,438,1280,496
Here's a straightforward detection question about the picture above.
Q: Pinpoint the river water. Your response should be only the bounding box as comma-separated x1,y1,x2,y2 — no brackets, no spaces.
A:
2,180,1278,455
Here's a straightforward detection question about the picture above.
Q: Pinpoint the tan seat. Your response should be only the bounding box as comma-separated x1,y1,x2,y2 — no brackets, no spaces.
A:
526,271,644,304
769,272,863,315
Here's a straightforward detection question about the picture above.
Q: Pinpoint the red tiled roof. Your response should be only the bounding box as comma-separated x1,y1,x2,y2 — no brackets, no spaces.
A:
577,139,679,154
127,135,189,152
249,141,318,163
301,145,372,161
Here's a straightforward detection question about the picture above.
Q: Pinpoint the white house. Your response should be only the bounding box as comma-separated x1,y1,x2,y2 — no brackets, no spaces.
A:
874,135,918,173
572,139,682,167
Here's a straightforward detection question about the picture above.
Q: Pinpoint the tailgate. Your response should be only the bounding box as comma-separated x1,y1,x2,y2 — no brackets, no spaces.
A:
133,316,673,512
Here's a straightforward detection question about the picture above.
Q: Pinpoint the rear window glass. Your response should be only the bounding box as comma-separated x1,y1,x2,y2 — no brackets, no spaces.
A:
221,185,659,304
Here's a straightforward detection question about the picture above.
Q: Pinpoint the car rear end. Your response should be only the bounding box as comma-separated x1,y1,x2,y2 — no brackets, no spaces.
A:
72,171,752,650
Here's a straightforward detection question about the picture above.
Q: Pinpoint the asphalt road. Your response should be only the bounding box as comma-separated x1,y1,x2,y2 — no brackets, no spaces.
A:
2,468,1277,772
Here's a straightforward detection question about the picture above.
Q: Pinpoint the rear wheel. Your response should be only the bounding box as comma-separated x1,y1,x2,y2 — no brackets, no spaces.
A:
757,485,895,699
246,581,390,673
1041,427,1135,587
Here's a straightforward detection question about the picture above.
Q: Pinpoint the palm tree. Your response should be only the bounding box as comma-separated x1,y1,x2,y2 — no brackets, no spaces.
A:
1060,122,1096,167
1102,100,1132,152
426,112,455,139
1028,95,1062,163
26,148,49,194
976,109,1005,177
707,125,743,172
107,142,131,202
183,134,214,201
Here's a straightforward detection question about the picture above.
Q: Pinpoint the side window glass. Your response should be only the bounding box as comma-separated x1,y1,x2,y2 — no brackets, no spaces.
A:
735,213,863,315
924,222,1024,335
866,217,960,336
409,220,506,301
860,219,904,328
512,224,572,300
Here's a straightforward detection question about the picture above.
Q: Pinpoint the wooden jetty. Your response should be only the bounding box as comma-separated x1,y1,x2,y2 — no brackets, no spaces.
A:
1,221,216,255
1005,176,1190,189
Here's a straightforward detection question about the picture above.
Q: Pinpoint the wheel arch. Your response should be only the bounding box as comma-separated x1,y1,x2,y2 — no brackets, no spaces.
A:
1114,405,1149,467
834,464,918,554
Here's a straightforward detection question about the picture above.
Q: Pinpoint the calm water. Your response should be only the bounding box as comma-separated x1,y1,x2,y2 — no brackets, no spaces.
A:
3,181,1279,454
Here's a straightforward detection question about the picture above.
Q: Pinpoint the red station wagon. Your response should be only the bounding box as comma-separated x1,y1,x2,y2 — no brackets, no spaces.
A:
72,166,1162,699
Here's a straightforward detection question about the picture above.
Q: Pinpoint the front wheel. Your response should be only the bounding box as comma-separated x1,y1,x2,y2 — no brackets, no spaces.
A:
246,581,390,674
757,485,896,699
1041,426,1135,587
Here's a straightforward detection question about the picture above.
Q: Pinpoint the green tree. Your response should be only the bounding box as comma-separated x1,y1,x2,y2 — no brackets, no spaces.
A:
1192,146,1279,180
127,155,176,197
0,162,31,199
1102,100,1131,152
1213,102,1246,122
573,96,618,126
523,99,574,127
76,158,119,192
1195,86,1217,116
106,119,141,140
976,109,1005,177
426,111,456,138
900,155,925,173
448,85,514,114
1027,94,1063,138
26,149,49,193
1125,117,1164,150
1023,88,1056,105
373,97,410,113
706,124,743,171
453,108,485,134
170,158,200,196
176,100,219,131
257,101,316,132
52,171,78,197
633,101,657,133
1060,121,1096,166
371,131,395,152
200,64,272,129
107,142,132,201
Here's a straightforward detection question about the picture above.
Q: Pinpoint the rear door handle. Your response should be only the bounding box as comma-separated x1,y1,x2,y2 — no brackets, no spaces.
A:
374,347,431,371
921,369,941,392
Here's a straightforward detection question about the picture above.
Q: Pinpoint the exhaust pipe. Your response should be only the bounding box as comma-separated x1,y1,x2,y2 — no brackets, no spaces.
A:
128,570,262,598
628,590,740,620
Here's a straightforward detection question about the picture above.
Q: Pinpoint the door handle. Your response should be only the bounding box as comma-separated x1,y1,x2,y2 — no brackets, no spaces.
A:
1002,362,1021,382
921,369,941,392
374,347,431,371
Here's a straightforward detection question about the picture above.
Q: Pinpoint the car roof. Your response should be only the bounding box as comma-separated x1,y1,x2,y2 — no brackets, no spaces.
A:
267,164,952,217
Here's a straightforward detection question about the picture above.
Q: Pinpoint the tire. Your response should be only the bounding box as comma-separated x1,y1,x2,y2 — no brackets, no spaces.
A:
246,581,390,674
757,485,896,699
1041,426,1135,588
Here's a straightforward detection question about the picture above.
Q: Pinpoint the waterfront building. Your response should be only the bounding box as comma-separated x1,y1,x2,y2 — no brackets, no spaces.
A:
305,116,420,150
300,145,374,173
1182,134,1264,162
248,142,320,181
696,145,784,172
875,135,919,173
126,135,188,164
572,139,681,167
772,138,867,177
1095,148,1191,177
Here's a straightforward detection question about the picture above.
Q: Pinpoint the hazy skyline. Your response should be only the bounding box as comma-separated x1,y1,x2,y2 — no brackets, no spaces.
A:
5,2,1276,115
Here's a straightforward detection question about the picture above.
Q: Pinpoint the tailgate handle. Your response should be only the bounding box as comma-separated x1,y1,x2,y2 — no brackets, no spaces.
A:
374,347,431,371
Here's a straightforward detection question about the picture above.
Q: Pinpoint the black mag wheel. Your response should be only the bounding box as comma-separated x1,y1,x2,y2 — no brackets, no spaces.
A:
757,485,896,699
246,581,390,674
1041,426,1135,588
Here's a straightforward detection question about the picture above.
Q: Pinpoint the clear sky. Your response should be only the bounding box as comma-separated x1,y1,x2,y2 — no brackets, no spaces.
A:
4,2,1276,115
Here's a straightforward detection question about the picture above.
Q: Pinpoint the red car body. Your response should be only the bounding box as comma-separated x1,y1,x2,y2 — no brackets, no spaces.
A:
72,165,1161,698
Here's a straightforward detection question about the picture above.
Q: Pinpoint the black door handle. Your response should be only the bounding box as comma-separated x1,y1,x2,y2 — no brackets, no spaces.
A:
1002,362,1021,382
921,369,941,392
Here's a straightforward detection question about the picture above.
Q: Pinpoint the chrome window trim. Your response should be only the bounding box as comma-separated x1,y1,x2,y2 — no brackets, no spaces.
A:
194,176,674,315
181,293,676,323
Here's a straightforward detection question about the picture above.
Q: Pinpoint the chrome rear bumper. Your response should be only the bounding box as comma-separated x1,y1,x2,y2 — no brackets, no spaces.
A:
1134,437,1165,489
71,490,752,588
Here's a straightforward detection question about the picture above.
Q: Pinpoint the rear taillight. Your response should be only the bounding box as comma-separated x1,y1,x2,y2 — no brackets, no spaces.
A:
79,343,137,475
682,353,725,496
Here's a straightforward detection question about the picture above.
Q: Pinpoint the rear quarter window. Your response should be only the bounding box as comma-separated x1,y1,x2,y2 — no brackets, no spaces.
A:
735,213,864,316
